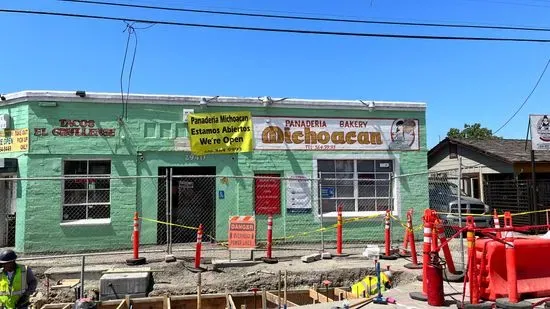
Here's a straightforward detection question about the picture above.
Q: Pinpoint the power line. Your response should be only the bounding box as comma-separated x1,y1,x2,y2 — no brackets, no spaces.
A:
493,56,550,134
60,0,550,33
3,8,550,42
120,21,139,121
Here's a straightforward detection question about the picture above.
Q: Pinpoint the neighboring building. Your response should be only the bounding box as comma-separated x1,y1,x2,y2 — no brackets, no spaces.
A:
0,90,428,253
428,137,550,225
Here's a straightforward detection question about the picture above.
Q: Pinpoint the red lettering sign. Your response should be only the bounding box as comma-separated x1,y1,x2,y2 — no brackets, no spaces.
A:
228,216,256,249
33,120,116,137
254,174,281,215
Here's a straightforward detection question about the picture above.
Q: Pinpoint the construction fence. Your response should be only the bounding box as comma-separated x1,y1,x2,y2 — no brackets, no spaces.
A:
3,168,545,269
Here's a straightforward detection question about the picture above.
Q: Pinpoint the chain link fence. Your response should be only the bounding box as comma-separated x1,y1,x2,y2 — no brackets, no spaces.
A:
0,173,408,259
1,169,487,269
426,169,467,269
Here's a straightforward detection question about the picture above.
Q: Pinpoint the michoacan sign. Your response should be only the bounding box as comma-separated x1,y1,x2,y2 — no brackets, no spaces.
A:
253,117,420,151
187,111,253,155
0,128,29,153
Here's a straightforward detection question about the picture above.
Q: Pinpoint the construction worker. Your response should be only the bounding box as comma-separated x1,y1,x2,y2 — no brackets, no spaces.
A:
0,249,37,309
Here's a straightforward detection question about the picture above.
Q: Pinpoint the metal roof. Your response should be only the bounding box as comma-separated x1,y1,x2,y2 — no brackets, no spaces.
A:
0,90,426,111
429,137,550,163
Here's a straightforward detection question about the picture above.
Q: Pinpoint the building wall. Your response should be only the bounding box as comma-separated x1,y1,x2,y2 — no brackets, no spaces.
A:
429,144,513,174
0,104,29,250
4,99,427,253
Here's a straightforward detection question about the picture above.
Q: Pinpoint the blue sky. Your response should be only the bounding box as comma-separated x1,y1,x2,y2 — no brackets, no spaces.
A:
1,0,550,148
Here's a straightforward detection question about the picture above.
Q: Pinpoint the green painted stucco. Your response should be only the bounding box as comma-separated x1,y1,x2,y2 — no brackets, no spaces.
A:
0,97,428,253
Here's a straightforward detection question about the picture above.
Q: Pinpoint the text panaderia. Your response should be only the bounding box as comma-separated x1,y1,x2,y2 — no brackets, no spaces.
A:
187,111,253,155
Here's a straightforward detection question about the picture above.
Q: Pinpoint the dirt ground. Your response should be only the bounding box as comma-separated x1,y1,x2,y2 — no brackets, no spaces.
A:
22,248,423,308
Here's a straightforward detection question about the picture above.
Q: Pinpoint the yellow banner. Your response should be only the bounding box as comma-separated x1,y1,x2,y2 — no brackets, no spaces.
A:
187,111,253,155
0,128,29,153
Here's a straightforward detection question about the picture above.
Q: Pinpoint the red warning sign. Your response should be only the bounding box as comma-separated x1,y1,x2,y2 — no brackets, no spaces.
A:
228,216,256,249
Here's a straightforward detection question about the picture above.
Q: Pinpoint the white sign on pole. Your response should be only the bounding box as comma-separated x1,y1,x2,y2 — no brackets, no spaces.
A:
530,114,550,151
253,117,420,151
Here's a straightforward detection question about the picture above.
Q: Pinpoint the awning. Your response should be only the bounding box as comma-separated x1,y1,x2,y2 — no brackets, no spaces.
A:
0,158,18,174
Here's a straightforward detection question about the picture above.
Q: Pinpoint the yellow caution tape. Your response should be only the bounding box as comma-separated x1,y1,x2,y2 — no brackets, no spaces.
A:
272,213,384,243
140,217,199,230
434,208,549,218
140,211,421,247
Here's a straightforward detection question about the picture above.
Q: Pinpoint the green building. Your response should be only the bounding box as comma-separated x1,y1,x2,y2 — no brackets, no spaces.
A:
0,90,428,253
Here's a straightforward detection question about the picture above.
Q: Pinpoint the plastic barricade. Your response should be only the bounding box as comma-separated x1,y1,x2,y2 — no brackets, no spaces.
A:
475,237,550,301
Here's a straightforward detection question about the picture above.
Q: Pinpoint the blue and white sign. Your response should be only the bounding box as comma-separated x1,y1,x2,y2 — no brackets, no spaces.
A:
218,190,225,199
321,187,335,198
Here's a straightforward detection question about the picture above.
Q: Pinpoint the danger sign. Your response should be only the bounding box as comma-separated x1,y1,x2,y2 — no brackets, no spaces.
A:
228,216,256,249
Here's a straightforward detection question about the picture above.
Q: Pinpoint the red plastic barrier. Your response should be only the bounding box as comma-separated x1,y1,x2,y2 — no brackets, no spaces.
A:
384,210,391,256
434,217,457,274
336,205,343,255
427,255,445,306
503,212,518,303
194,224,203,269
266,214,273,259
476,237,550,301
493,210,501,239
400,209,412,256
407,211,419,265
466,216,479,304
422,209,435,295
133,212,140,260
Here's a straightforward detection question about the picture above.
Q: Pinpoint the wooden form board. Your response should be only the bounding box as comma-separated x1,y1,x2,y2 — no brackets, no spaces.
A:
40,288,366,309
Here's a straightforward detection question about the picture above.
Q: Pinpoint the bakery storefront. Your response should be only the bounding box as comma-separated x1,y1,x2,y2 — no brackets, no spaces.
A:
0,91,428,253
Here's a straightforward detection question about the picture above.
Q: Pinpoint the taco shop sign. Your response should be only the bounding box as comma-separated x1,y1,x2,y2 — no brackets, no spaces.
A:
253,117,420,151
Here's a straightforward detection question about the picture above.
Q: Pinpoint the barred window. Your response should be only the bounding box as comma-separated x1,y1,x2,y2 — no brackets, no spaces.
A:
62,160,111,221
318,159,393,214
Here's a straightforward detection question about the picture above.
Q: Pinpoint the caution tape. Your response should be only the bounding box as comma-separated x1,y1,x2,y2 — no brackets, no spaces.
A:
434,208,550,218
272,212,385,242
139,212,423,247
139,217,221,246
388,214,423,232
140,217,199,231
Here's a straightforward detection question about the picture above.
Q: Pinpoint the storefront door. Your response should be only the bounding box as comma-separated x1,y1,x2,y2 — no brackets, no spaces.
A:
157,166,216,245
0,175,16,247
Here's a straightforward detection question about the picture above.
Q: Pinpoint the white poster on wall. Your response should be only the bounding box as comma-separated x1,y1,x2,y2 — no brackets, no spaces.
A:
286,175,312,213
253,117,420,151
530,114,550,151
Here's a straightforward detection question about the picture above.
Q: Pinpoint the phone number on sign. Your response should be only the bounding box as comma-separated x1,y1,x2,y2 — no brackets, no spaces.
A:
305,145,337,150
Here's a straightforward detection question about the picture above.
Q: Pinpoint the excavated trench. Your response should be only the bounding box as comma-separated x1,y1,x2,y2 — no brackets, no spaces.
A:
31,260,419,306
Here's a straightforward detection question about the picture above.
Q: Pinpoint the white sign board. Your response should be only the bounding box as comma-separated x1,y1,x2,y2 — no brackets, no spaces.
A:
0,114,10,130
253,117,420,151
286,175,312,213
530,114,550,151
182,109,194,123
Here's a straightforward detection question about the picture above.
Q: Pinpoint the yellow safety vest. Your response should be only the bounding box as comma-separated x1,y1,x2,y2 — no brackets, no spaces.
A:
351,273,390,298
0,265,28,309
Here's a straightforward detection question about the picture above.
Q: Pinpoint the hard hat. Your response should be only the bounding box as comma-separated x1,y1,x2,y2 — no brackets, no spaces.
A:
0,249,17,263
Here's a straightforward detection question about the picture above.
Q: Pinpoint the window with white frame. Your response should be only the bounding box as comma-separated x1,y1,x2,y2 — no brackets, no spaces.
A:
63,160,111,221
318,159,393,214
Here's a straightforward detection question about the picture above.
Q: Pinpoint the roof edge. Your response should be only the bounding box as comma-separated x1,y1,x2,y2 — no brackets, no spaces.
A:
428,137,513,164
1,90,427,111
